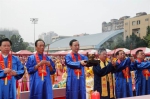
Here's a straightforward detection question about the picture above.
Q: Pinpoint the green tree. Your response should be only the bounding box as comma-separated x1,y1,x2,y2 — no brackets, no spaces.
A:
124,33,147,49
10,35,28,52
0,35,5,40
109,33,147,50
26,47,34,52
144,26,150,47
0,29,19,39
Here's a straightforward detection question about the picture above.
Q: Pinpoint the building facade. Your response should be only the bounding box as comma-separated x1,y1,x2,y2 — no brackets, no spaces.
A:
0,29,19,38
38,31,58,45
124,12,150,39
102,16,130,32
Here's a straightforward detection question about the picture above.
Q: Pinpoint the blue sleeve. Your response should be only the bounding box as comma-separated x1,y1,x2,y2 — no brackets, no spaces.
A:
0,70,7,78
115,58,131,72
129,61,137,71
47,57,56,75
130,61,150,70
65,55,81,69
26,56,37,74
14,57,25,80
137,61,150,69
93,63,114,77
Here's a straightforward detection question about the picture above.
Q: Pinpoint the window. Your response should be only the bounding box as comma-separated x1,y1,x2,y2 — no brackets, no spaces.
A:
137,29,140,34
145,18,149,21
132,21,136,25
132,28,140,34
125,23,128,25
137,20,140,25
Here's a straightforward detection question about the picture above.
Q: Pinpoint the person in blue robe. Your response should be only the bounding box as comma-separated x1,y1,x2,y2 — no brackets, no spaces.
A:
65,39,88,99
26,39,56,99
93,48,130,99
114,50,133,98
114,50,150,98
115,50,150,98
0,38,24,99
130,50,150,96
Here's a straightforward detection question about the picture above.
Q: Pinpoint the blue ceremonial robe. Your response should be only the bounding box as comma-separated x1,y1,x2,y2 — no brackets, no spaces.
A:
93,58,130,99
65,53,87,99
114,58,133,98
0,55,24,99
130,60,150,96
26,54,56,99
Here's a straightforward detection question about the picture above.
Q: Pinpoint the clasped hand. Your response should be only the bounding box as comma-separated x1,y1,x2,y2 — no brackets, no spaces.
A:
38,60,51,67
3,68,17,76
80,60,87,66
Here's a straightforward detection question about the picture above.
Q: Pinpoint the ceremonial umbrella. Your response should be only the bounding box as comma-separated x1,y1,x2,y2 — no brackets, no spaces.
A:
16,50,33,55
107,48,130,55
79,49,111,55
43,51,64,56
33,51,51,55
126,47,150,56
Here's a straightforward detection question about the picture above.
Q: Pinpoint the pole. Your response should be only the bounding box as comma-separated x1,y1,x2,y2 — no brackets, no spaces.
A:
30,18,38,51
34,23,35,51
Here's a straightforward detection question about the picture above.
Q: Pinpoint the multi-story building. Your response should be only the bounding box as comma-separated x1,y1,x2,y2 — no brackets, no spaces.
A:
124,12,150,40
102,16,130,32
0,29,19,38
38,31,58,45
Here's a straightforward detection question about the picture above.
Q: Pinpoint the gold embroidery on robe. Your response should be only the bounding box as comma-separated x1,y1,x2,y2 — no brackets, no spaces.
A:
100,60,114,98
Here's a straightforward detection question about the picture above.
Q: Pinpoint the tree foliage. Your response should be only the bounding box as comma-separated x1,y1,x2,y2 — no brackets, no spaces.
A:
0,35,5,40
109,32,147,50
124,33,147,49
26,46,34,52
10,35,28,52
143,26,150,48
0,29,35,52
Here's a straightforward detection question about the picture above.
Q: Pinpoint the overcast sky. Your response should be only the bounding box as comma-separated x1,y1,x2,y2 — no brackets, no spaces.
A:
0,0,150,43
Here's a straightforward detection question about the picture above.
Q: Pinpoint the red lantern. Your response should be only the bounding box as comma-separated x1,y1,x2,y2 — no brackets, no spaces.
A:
91,91,100,99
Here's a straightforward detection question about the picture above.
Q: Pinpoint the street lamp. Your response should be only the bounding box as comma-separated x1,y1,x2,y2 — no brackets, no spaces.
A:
30,18,38,51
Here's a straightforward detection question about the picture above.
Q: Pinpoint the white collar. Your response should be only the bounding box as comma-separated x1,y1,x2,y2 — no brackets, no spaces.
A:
2,54,8,58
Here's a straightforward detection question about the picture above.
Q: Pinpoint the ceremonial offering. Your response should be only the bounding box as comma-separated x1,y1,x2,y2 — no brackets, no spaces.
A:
91,91,100,99
85,53,100,66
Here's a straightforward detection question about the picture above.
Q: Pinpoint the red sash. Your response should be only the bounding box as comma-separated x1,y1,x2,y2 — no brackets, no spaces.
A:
0,53,12,80
137,59,150,80
71,52,82,76
35,53,47,77
117,59,130,80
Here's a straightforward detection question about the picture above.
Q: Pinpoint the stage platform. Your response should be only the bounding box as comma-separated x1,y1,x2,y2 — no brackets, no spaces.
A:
19,88,66,99
121,95,150,99
19,86,150,99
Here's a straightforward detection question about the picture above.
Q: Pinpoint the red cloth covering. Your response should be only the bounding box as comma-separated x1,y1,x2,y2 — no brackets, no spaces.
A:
54,97,65,99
